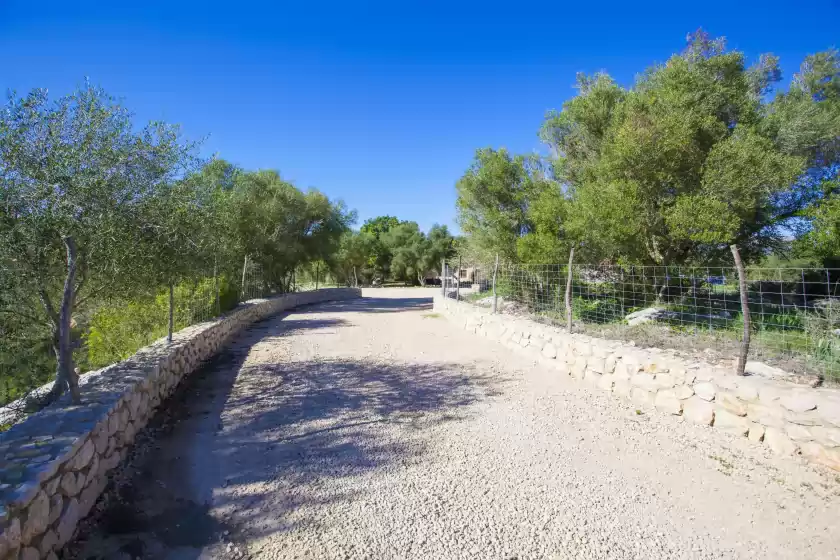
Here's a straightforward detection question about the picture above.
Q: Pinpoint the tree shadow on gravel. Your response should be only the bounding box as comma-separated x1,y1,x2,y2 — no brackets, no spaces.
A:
65,309,507,558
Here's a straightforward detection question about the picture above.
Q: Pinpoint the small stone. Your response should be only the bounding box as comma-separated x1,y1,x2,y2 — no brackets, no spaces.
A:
654,390,683,415
683,397,715,426
764,428,799,456
693,382,716,402
716,392,747,417
713,408,750,436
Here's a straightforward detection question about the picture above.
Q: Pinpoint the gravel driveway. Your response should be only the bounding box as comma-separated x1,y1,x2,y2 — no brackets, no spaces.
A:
71,288,840,560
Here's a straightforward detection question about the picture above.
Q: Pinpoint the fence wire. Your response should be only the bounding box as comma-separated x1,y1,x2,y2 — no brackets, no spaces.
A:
444,259,840,383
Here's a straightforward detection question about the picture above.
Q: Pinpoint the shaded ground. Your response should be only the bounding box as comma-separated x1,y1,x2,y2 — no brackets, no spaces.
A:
67,288,840,559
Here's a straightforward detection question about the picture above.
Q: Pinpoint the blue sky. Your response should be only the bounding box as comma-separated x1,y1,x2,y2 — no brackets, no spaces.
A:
1,1,838,233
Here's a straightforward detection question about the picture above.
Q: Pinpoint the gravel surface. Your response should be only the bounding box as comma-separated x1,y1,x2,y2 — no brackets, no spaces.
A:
70,289,840,560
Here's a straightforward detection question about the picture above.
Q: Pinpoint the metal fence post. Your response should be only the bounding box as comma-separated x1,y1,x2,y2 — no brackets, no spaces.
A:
565,247,575,332
492,254,499,314
316,261,320,290
167,282,175,343
730,244,750,376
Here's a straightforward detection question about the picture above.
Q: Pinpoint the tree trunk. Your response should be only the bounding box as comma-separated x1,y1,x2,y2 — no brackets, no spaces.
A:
48,236,81,404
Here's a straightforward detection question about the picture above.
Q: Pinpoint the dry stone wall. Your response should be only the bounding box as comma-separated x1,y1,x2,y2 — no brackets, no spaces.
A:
435,295,840,473
0,288,361,560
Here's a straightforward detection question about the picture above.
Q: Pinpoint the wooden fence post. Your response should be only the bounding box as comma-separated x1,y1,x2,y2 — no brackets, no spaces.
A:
730,244,750,376
492,254,499,314
456,255,462,301
565,247,575,332
168,282,175,343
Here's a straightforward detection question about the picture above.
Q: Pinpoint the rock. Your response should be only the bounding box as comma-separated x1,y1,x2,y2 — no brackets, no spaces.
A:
631,388,656,409
716,392,747,416
683,397,715,426
56,498,80,547
655,390,683,415
0,518,21,555
38,529,57,556
816,396,840,427
22,491,49,545
541,343,557,359
748,423,766,442
613,378,632,398
713,408,750,436
785,424,814,443
68,440,95,471
79,475,107,518
19,546,39,560
653,374,676,389
745,361,789,380
587,357,606,374
48,494,63,525
800,442,840,471
764,428,799,456
597,374,615,392
810,425,840,448
780,391,818,413
746,402,787,428
570,356,586,379
583,369,602,387
59,472,82,497
693,382,716,402
673,385,694,400
604,354,618,374
630,373,657,392
626,307,666,327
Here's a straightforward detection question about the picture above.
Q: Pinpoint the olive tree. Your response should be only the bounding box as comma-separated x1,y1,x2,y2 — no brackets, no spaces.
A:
0,84,196,403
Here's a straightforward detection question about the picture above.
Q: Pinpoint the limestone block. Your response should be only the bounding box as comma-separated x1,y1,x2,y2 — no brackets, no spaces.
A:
780,391,818,413
630,373,656,392
597,374,615,392
0,518,21,556
746,402,786,429
716,392,747,417
764,428,799,456
693,382,716,402
748,423,766,443
713,408,750,436
785,424,814,443
21,491,49,545
19,547,38,560
67,440,95,471
683,397,715,425
541,344,557,359
59,472,82,497
604,353,619,375
55,498,80,547
48,494,63,525
613,378,632,398
583,369,602,387
800,442,840,471
654,390,683,415
570,356,587,380
38,529,57,556
631,388,655,409
673,385,694,400
653,373,676,389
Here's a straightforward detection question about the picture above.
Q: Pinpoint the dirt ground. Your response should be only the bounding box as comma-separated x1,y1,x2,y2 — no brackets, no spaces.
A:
67,288,840,560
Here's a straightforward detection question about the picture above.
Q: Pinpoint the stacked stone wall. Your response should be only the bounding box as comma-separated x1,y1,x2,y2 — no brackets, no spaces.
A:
0,288,361,559
435,295,840,473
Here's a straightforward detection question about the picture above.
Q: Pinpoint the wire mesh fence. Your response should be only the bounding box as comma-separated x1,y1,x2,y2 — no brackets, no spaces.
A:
444,258,840,383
